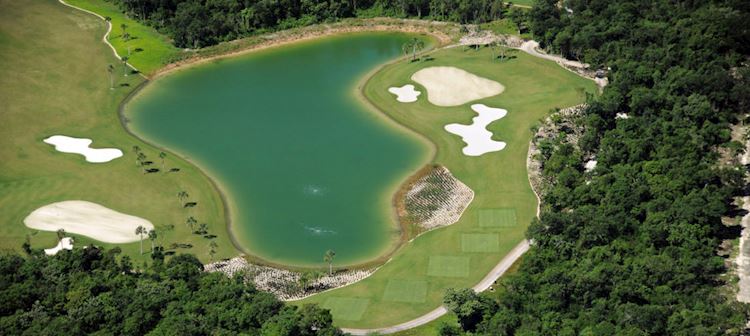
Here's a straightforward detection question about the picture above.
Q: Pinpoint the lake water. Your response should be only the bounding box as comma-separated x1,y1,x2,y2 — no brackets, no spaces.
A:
126,33,429,266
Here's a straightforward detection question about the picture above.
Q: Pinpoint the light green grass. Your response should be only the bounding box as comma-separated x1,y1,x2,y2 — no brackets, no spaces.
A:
0,0,238,263
64,0,181,75
505,0,534,7
428,256,470,278
461,234,500,253
384,279,429,303
322,298,371,321
298,44,596,327
478,208,517,228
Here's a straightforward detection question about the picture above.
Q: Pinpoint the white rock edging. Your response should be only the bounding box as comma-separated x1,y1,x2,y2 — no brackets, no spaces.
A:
388,84,421,103
445,104,507,156
44,135,123,163
205,257,375,301
24,200,154,244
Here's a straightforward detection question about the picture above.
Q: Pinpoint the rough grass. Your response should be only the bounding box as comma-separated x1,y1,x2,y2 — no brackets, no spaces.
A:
297,45,596,327
0,0,238,263
64,0,180,75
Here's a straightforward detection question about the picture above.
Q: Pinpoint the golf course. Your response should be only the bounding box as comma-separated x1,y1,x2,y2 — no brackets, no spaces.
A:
1,0,594,331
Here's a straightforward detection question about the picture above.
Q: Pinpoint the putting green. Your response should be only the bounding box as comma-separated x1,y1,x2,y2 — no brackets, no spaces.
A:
298,44,596,327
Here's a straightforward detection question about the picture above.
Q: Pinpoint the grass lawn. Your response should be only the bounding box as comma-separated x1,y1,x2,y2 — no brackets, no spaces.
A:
479,19,532,39
297,46,596,327
506,0,535,7
0,0,238,263
64,0,180,75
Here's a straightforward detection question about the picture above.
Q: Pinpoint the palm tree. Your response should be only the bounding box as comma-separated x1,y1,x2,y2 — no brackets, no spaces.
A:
56,228,66,242
121,56,129,77
402,38,425,62
106,64,115,89
120,23,128,38
147,229,157,253
159,152,167,170
323,249,336,276
196,223,208,235
208,240,218,261
135,226,147,254
177,191,189,206
137,152,147,173
185,216,197,231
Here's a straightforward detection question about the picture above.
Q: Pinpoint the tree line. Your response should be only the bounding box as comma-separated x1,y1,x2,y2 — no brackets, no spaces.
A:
439,0,750,335
105,0,518,48
0,247,342,335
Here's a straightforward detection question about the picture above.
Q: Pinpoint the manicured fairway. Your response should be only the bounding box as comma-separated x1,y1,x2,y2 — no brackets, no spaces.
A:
298,46,596,327
65,0,180,75
0,0,237,262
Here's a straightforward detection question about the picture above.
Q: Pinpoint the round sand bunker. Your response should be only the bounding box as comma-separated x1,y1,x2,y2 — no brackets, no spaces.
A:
24,200,154,243
411,66,504,107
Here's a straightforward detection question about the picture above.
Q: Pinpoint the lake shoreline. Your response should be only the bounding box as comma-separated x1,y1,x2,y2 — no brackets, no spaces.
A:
122,32,443,270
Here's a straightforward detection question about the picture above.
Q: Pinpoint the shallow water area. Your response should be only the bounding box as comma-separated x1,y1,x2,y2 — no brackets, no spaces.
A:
126,33,430,266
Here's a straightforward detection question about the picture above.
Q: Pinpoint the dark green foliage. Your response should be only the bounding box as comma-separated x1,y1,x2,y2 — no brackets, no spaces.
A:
107,0,514,48
0,248,342,335
446,0,750,335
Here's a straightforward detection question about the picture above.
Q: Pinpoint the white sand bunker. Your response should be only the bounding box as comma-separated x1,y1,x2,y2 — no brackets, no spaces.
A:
388,84,421,103
411,66,504,106
44,135,123,163
45,237,73,256
24,201,154,243
445,104,507,156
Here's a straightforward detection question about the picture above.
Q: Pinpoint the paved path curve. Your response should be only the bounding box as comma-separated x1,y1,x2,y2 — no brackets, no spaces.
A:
342,240,531,335
58,0,139,73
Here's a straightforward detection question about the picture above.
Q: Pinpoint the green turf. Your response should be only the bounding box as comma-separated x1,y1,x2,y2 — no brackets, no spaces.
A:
461,234,500,253
383,279,428,303
0,0,238,263
427,256,470,278
322,298,370,321
478,208,518,228
298,42,596,327
64,0,181,75
505,0,534,7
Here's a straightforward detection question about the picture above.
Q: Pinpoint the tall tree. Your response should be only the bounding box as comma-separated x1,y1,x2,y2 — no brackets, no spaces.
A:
56,228,66,242
106,64,115,89
323,249,335,275
177,191,189,206
147,229,157,253
135,226,147,254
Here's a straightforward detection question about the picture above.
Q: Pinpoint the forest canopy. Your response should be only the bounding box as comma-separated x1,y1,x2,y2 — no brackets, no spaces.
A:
441,0,750,335
0,247,342,335
105,0,518,48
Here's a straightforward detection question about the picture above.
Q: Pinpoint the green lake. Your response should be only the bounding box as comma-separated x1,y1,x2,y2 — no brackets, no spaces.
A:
126,33,430,266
